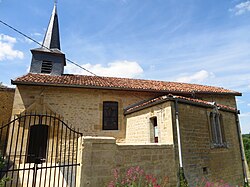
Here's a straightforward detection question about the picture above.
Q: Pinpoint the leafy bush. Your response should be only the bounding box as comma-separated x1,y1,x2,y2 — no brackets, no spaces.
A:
0,153,10,186
179,168,188,187
242,134,250,165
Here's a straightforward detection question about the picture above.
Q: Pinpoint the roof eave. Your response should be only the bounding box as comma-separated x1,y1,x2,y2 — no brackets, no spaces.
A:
30,49,66,66
124,97,237,115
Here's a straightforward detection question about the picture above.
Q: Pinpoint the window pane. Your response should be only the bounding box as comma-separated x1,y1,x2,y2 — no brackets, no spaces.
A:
215,114,223,144
103,101,118,130
210,113,217,143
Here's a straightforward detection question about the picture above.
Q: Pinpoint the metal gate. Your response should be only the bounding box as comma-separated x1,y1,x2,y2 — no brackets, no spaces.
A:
0,113,82,187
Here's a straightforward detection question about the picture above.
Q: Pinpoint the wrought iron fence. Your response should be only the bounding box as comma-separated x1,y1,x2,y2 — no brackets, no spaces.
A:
0,113,82,187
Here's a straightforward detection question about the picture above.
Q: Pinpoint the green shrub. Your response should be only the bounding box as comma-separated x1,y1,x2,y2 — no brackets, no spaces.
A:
243,134,250,164
0,153,10,186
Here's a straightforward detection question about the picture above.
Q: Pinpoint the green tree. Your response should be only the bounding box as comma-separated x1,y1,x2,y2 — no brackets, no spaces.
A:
243,134,250,164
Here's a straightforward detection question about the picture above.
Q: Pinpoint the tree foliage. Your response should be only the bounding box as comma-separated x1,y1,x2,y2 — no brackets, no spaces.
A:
243,134,250,164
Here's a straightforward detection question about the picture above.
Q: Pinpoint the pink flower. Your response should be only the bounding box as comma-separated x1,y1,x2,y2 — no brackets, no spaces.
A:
135,166,140,172
152,177,157,184
108,181,115,187
205,181,214,187
113,169,119,181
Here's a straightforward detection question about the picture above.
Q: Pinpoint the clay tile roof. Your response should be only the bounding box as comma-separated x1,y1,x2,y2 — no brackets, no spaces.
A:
12,73,241,96
124,94,237,114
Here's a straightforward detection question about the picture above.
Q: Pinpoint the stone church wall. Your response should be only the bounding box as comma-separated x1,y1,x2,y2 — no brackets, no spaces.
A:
12,85,160,142
12,84,239,144
125,101,174,144
197,94,237,108
177,103,244,186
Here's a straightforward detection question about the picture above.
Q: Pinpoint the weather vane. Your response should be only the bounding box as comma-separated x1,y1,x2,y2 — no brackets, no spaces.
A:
54,0,58,5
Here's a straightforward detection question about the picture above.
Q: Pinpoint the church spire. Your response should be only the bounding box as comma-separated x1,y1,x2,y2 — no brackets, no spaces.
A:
29,2,66,76
42,3,61,50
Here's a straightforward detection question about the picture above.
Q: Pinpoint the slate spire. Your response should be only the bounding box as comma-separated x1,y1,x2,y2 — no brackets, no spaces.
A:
29,2,66,76
42,3,61,50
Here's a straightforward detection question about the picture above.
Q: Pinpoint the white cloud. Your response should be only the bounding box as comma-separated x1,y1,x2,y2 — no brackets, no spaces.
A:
0,34,24,61
1,34,16,43
175,70,214,83
236,98,245,104
1,83,15,88
247,103,250,107
230,1,250,15
240,112,250,117
65,60,143,78
32,32,42,37
24,38,33,44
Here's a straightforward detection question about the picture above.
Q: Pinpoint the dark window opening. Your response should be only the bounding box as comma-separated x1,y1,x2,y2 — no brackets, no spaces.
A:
27,124,49,163
41,61,53,74
151,117,158,143
203,167,208,175
103,101,118,130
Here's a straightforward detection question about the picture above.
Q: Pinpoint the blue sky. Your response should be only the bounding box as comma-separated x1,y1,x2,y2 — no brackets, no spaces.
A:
0,0,250,133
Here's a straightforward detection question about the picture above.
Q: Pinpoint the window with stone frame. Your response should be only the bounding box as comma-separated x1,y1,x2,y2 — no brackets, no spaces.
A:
102,101,118,130
209,111,226,147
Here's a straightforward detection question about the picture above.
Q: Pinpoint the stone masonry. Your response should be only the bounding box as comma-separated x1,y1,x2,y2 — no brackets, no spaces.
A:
125,99,245,186
80,137,177,187
0,87,15,125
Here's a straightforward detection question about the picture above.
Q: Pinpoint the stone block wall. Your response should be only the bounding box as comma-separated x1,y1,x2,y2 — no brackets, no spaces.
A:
80,137,177,187
177,103,244,186
0,87,15,124
125,101,174,144
12,85,160,142
0,87,15,150
12,85,238,143
197,94,237,108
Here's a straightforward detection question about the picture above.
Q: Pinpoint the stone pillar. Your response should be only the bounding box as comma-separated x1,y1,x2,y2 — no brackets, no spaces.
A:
79,136,117,187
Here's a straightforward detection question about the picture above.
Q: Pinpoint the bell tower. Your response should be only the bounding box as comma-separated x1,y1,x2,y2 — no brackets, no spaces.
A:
29,3,66,75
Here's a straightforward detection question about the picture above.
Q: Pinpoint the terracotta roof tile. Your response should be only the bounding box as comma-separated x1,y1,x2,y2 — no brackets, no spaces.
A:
12,73,241,96
124,94,237,114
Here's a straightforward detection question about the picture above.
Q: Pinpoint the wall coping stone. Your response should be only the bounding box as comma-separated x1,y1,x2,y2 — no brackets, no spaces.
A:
83,136,116,144
117,143,174,150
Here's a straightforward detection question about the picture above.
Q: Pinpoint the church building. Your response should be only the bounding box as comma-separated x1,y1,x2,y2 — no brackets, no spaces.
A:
0,3,247,187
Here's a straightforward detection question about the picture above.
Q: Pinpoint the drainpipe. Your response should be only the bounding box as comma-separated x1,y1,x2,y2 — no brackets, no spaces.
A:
173,97,187,186
235,110,248,185
174,98,183,168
